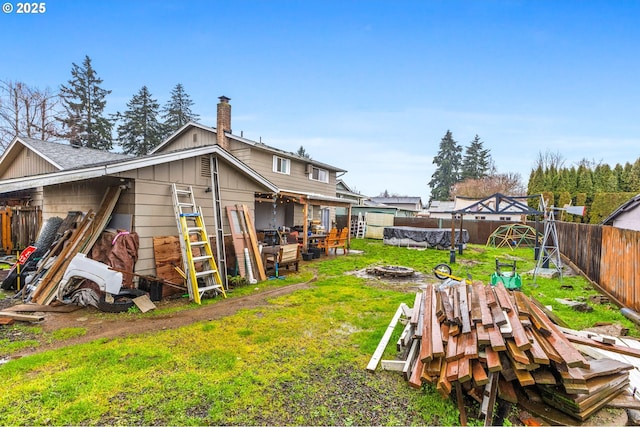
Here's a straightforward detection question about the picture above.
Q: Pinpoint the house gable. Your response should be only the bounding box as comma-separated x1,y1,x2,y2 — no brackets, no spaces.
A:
0,136,132,180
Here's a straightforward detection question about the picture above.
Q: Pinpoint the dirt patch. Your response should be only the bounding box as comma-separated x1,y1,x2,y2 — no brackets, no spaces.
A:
2,280,315,359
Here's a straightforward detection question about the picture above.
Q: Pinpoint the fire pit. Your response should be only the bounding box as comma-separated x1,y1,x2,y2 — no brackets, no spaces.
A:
368,265,415,278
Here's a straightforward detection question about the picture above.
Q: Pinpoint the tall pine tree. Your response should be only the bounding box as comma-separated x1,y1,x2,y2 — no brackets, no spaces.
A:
117,86,164,156
429,130,462,201
58,55,113,149
161,83,199,137
461,134,492,179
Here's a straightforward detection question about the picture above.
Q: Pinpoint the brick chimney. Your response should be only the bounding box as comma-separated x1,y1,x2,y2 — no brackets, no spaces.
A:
216,96,231,150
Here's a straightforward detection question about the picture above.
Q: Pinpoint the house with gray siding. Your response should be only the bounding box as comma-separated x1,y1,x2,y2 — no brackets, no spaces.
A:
0,96,351,283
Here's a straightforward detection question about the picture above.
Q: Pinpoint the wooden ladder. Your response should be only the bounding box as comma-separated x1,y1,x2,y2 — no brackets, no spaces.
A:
171,184,226,304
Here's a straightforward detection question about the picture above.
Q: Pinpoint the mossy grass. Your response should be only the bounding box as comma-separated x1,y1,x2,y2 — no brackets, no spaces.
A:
0,239,635,425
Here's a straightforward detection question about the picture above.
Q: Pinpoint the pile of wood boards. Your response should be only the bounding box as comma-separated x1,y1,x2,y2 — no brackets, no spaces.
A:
368,281,636,423
29,187,122,305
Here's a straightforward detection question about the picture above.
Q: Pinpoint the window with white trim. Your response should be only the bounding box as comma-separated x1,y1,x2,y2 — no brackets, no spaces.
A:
273,156,290,174
309,166,329,183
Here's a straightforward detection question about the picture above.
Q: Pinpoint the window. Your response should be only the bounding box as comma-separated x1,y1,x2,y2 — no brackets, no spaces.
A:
309,166,328,183
273,156,290,174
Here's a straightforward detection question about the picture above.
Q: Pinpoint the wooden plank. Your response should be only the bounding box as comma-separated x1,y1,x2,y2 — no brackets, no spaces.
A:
485,285,497,306
380,360,405,372
366,304,405,372
477,283,494,328
490,303,507,327
493,282,512,312
0,311,44,322
485,346,502,372
455,382,468,426
241,204,267,281
470,283,482,324
513,291,530,317
512,365,536,386
561,328,640,359
425,355,442,381
415,289,425,339
440,289,455,324
436,360,452,398
446,358,460,382
457,356,472,383
225,206,247,278
476,322,490,347
530,326,563,364
397,321,414,351
506,339,531,366
431,285,445,358
526,329,550,365
494,284,531,350
528,301,589,368
435,289,445,322
532,368,557,385
133,294,156,313
0,317,15,325
4,303,80,313
471,359,489,386
464,331,478,359
403,339,420,380
419,286,433,363
498,376,519,403
487,322,506,352
410,291,422,326
408,356,425,389
458,284,471,333
445,329,459,362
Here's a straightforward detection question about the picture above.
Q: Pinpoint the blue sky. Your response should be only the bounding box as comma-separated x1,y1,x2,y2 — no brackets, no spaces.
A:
2,0,639,202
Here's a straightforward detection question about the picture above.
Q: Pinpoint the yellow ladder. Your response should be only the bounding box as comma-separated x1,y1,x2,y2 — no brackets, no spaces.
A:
171,184,226,303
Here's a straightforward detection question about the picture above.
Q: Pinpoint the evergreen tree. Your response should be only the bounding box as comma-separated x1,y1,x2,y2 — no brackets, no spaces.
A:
461,134,491,180
117,86,164,156
429,130,462,201
161,83,199,137
629,159,640,192
618,162,633,192
58,55,113,149
296,145,311,159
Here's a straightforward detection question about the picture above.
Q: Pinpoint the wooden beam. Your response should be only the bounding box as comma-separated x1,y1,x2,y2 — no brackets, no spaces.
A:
366,304,405,372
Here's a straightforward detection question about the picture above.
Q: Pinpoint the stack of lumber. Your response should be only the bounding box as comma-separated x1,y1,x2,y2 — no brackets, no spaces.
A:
368,281,635,423
29,186,122,305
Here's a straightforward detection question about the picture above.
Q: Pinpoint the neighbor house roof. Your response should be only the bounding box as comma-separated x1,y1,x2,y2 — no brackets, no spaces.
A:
370,196,423,205
151,121,347,173
0,136,132,172
602,194,640,225
0,144,278,194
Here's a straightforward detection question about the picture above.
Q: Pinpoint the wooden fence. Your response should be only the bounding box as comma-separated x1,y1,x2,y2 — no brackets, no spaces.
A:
346,214,640,311
0,206,41,254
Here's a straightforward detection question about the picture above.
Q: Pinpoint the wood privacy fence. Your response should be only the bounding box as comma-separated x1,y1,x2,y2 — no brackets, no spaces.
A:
558,222,640,312
0,206,41,254
347,215,640,311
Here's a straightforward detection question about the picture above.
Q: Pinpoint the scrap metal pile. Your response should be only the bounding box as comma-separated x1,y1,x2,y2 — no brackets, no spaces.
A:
367,281,636,424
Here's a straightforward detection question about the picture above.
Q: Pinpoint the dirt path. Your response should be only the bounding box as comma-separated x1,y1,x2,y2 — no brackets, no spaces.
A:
10,280,315,359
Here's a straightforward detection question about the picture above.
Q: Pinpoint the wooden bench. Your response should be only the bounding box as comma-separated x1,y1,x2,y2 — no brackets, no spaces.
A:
265,243,300,273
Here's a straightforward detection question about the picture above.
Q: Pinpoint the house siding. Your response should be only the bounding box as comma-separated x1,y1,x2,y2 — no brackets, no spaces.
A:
232,146,337,195
159,128,217,152
114,155,260,275
1,147,57,179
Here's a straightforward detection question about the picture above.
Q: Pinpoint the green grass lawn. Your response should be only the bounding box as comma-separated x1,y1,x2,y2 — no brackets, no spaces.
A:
0,239,635,426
